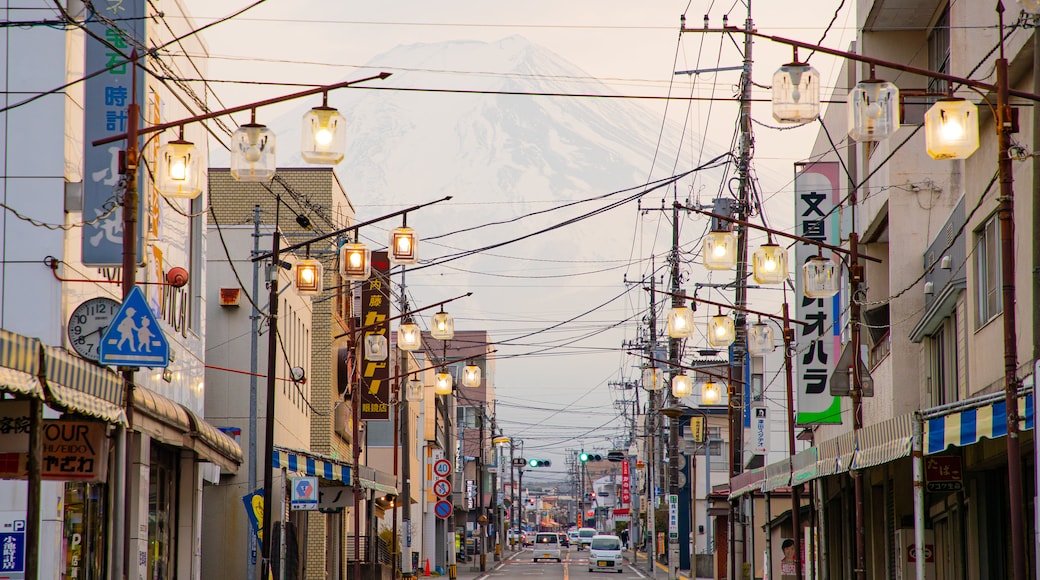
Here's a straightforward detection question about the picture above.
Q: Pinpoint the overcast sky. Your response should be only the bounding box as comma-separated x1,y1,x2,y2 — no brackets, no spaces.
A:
179,0,856,481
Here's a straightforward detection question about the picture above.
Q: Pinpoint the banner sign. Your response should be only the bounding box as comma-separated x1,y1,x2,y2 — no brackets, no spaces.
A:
0,420,109,482
621,458,631,504
82,0,147,266
794,161,842,424
360,251,391,420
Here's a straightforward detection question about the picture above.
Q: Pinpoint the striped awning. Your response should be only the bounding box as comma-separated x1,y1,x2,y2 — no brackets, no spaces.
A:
42,346,126,426
273,446,351,484
131,386,191,433
852,414,914,469
762,458,791,492
728,468,764,499
815,430,856,477
0,329,43,398
791,447,818,485
925,393,1035,455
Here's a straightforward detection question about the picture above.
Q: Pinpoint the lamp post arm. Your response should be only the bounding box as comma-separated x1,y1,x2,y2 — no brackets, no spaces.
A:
92,72,392,146
255,195,453,263
646,286,809,326
682,27,1040,103
679,203,882,263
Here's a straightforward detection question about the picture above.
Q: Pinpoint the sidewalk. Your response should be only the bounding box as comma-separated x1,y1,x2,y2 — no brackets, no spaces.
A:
628,548,712,580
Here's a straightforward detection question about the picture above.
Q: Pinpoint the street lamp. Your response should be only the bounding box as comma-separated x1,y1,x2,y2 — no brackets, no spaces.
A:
230,121,277,182
294,257,323,295
642,364,663,391
771,52,820,123
702,229,737,270
667,304,695,339
434,370,453,395
751,240,788,284
462,363,482,388
301,100,347,164
706,312,735,348
339,242,372,281
365,334,389,361
803,255,840,298
155,130,202,199
924,98,980,160
431,310,455,341
671,374,694,399
701,380,722,406
398,319,422,352
390,226,419,265
747,320,775,356
848,76,900,142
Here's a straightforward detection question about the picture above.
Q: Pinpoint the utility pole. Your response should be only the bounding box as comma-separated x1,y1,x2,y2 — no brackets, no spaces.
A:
478,404,487,572
399,266,415,578
729,7,754,578
667,202,682,579
647,265,659,579
249,205,262,577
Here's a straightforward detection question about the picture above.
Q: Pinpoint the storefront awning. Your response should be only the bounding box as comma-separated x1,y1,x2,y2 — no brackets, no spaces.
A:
728,468,763,500
43,346,126,426
852,414,914,469
925,393,1035,455
0,329,43,399
815,430,856,477
791,447,818,485
182,407,242,472
274,446,351,484
762,458,790,492
132,385,191,434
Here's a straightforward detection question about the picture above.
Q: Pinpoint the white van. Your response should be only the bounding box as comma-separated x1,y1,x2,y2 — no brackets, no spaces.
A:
577,527,597,550
587,534,624,573
533,532,562,562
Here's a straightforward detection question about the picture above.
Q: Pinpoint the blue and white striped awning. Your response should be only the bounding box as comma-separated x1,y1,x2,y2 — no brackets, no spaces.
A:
273,447,351,483
925,393,1035,455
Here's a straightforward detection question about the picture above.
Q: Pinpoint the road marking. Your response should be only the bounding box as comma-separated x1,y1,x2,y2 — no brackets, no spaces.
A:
564,562,569,580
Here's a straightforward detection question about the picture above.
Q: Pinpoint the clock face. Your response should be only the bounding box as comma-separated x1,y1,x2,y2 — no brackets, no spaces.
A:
68,297,121,361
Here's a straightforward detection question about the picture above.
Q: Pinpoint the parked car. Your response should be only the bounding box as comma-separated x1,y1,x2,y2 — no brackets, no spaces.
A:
577,527,597,550
533,532,562,562
587,534,624,573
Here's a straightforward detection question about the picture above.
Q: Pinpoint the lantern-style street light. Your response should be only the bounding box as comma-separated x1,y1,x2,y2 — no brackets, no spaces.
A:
339,242,372,281
667,304,695,339
301,99,347,164
702,228,738,270
230,120,277,182
707,312,735,348
671,374,694,399
462,363,482,388
747,320,775,356
772,51,820,123
155,130,202,199
294,257,323,296
642,364,663,391
924,98,980,160
751,240,789,285
431,309,455,341
398,319,422,352
847,75,900,142
434,370,453,395
390,226,419,265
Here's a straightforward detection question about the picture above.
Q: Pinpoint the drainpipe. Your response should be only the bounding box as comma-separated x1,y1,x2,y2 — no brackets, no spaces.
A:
912,413,925,580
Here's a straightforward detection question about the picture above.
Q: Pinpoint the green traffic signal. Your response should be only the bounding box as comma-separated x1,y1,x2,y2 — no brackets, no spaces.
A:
579,452,589,462
529,458,539,467
527,459,551,467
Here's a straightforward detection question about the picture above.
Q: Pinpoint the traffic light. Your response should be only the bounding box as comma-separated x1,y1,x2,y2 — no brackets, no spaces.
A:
580,453,602,462
527,459,551,467
579,452,588,462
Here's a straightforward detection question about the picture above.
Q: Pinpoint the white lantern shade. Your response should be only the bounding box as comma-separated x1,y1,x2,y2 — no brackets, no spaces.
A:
230,123,276,182
925,99,979,160
156,139,202,199
339,243,371,281
434,371,453,395
707,314,736,348
703,230,738,270
294,258,323,295
364,334,388,361
803,256,840,298
702,380,723,405
301,106,347,165
430,311,454,340
389,227,419,265
462,364,481,388
848,80,900,142
397,322,422,351
671,374,694,399
748,323,776,355
667,306,695,339
772,62,821,123
642,366,662,391
752,243,789,284
405,379,423,402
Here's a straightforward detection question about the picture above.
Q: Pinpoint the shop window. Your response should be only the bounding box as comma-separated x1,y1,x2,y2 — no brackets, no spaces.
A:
64,482,107,580
149,444,179,580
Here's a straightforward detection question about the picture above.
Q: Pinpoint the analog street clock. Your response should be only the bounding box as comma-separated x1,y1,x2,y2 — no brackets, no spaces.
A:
67,297,121,361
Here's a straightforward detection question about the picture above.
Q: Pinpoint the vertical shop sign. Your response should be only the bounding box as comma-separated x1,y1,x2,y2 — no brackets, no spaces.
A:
83,0,147,266
794,161,842,424
361,251,391,420
0,513,25,579
621,458,631,504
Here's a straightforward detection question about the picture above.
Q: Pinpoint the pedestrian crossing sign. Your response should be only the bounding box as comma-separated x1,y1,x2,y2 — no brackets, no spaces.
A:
98,286,170,368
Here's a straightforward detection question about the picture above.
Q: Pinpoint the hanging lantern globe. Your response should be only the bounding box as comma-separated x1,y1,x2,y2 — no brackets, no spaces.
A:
667,306,695,339
642,365,662,391
294,258,323,296
462,364,481,388
301,106,347,165
803,256,840,298
156,139,202,199
848,79,900,142
671,374,694,399
389,226,419,265
772,62,821,123
230,123,276,182
703,230,738,270
751,243,789,284
702,380,723,405
924,98,979,160
707,314,736,348
339,243,371,281
430,311,455,340
748,322,776,356
434,371,453,395
397,321,422,351
364,334,388,361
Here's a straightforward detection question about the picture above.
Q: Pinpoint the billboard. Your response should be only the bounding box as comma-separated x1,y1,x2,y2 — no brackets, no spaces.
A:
794,162,842,425
360,251,391,421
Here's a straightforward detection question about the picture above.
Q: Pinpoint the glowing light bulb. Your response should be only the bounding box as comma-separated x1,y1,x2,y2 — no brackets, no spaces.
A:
314,127,333,147
713,244,727,258
715,325,726,337
675,317,686,329
437,320,446,331
169,158,187,181
866,102,882,119
299,268,315,285
942,117,964,141
349,252,362,268
763,257,777,272
397,236,411,254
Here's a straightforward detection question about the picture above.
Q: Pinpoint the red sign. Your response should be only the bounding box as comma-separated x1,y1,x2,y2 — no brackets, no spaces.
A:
621,459,631,504
360,251,391,421
925,456,963,492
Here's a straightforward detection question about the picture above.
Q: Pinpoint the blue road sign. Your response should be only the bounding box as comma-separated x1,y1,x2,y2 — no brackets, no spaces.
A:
99,286,170,367
0,531,25,573
434,500,453,519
